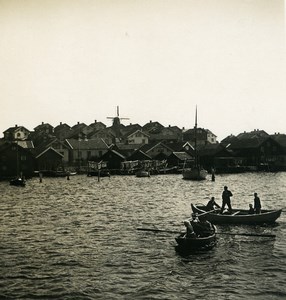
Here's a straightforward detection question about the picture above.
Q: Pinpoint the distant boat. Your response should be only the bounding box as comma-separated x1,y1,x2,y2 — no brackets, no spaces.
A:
135,169,150,177
182,106,207,180
10,177,26,187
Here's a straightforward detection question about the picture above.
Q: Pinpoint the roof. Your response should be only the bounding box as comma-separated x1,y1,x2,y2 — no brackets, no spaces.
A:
34,146,64,158
170,152,193,161
65,138,109,150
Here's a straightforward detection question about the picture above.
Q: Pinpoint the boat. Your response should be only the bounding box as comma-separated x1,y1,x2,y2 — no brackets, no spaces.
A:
135,169,150,177
191,203,282,225
175,225,217,252
182,106,207,180
10,177,26,187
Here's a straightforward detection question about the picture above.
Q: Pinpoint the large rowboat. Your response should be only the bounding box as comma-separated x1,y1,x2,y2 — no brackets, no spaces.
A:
191,203,282,225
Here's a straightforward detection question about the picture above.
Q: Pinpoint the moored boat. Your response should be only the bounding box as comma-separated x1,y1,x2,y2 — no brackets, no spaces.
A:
135,170,150,177
191,203,282,225
10,177,26,187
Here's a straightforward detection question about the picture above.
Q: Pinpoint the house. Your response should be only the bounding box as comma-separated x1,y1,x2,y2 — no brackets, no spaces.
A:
125,130,149,145
3,125,30,141
199,143,234,171
54,122,71,140
37,139,71,163
34,122,54,135
100,149,126,170
34,146,64,171
147,127,180,143
65,138,110,165
139,141,174,159
167,152,193,169
183,127,217,145
226,136,284,169
142,121,165,133
0,142,36,179
88,128,115,145
89,120,107,131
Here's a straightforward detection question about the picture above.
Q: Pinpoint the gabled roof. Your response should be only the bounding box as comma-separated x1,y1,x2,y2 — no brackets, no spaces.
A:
34,146,64,159
270,134,286,148
127,149,152,161
169,152,193,161
65,138,109,150
139,141,174,153
237,130,269,140
227,136,269,149
34,123,54,131
126,129,150,139
142,121,164,133
4,125,30,134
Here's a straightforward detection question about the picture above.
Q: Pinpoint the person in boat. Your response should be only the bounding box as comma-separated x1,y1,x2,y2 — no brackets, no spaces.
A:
254,192,261,214
206,196,220,211
183,220,196,238
221,186,233,214
248,203,255,214
191,214,214,237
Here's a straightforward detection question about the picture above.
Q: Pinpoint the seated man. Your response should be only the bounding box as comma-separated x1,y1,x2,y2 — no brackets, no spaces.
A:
248,203,255,214
183,220,196,238
191,214,214,237
206,196,220,211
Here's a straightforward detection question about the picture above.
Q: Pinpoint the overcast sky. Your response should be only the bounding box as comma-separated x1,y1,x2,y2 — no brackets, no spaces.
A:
1,0,285,141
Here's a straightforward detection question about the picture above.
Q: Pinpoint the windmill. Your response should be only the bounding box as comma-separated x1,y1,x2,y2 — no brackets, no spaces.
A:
107,106,130,127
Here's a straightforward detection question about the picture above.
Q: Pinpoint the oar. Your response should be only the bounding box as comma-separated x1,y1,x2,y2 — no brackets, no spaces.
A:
136,228,276,238
216,232,276,238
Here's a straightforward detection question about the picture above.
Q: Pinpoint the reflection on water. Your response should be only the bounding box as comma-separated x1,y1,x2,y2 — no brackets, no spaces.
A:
0,172,285,299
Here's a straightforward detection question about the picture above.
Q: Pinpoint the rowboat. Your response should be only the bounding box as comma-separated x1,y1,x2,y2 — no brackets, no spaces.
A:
175,223,217,252
191,203,282,225
135,170,150,177
10,177,26,187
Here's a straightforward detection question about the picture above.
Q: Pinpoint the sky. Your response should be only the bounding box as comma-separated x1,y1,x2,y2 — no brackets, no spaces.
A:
0,0,285,141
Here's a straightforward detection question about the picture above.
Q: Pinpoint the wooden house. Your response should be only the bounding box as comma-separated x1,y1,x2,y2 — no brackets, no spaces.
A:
34,146,64,171
0,142,36,179
34,122,54,135
3,125,30,141
65,138,109,165
100,149,126,170
125,130,149,145
54,122,71,140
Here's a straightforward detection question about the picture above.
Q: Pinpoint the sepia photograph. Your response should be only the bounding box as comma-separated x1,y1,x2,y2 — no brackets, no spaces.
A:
1,1,286,299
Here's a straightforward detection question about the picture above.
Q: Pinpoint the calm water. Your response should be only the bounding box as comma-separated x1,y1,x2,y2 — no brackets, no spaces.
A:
0,173,286,300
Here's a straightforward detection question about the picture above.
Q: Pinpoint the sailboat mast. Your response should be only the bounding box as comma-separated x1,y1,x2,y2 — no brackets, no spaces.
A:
194,106,198,168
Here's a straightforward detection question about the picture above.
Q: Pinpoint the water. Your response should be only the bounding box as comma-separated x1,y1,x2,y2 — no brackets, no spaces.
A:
0,173,286,300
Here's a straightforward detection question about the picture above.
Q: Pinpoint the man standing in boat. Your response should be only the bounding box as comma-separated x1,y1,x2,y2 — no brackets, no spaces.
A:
254,192,261,214
221,186,233,214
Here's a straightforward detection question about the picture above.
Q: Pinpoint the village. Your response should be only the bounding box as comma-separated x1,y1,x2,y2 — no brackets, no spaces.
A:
1,113,286,179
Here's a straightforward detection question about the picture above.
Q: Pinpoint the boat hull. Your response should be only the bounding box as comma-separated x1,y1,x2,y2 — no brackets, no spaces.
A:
175,232,217,252
191,204,282,225
10,178,26,187
135,170,150,177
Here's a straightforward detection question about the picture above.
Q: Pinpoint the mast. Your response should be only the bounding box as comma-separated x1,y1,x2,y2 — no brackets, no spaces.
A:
194,106,198,168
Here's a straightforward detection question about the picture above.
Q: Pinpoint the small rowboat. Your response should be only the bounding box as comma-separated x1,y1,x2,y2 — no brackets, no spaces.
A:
10,177,26,187
191,203,282,225
175,225,217,252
